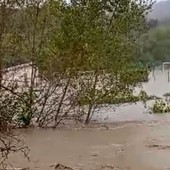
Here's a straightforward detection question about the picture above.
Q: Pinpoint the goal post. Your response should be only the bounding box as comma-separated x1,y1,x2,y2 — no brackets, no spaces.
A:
162,62,170,71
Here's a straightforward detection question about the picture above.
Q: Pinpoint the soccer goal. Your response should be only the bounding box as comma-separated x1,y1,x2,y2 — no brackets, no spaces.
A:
162,62,170,71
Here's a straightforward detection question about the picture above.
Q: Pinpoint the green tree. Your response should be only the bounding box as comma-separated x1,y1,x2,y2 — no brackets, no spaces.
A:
40,0,153,124
0,0,153,127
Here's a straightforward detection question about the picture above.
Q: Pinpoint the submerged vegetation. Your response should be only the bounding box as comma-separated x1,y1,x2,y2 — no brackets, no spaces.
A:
121,65,150,83
152,101,170,113
79,90,153,106
152,99,170,113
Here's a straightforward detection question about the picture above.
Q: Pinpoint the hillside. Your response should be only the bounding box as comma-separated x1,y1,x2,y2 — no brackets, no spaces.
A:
149,0,170,20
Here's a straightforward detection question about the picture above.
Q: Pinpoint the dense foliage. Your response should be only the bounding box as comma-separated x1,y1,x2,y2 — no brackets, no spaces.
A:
0,0,153,127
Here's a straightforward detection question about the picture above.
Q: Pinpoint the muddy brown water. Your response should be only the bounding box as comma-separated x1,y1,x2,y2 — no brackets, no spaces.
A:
9,123,170,170
8,69,170,170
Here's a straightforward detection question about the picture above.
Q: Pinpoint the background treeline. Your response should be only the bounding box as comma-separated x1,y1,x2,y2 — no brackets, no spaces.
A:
140,0,170,65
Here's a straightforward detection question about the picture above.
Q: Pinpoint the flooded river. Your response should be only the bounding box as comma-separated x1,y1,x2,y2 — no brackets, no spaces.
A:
10,123,170,170
9,69,170,170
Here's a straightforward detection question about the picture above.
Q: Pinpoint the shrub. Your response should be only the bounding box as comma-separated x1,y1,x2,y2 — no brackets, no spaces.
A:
152,100,170,113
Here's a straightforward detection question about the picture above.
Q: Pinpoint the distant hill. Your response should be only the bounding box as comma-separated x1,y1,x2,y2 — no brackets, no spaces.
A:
149,0,170,21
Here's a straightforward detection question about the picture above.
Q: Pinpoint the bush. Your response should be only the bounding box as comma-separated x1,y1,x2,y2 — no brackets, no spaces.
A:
0,91,29,168
152,100,170,113
15,91,37,127
79,90,152,105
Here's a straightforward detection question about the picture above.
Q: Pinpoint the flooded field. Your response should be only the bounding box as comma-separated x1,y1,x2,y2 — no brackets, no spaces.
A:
8,69,170,170
94,69,170,123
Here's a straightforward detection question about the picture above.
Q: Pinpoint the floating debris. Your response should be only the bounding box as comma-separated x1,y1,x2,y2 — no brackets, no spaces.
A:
146,144,170,150
51,163,76,170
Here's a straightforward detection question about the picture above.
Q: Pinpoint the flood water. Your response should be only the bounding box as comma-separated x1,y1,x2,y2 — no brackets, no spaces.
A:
94,69,170,123
10,123,170,170
8,69,170,170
